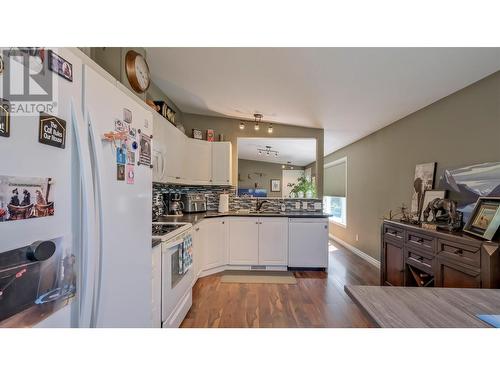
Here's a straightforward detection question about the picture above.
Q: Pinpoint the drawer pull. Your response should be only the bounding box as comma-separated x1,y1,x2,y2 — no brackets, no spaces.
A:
454,249,463,255
416,238,424,243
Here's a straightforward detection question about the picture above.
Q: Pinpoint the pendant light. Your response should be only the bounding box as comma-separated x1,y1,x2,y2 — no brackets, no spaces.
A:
267,124,273,134
253,113,262,131
239,121,245,130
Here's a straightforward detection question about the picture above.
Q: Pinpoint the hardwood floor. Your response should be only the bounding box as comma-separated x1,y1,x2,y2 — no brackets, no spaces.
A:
180,241,379,328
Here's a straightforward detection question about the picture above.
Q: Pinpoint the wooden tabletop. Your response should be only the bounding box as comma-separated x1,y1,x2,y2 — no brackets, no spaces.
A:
344,285,500,328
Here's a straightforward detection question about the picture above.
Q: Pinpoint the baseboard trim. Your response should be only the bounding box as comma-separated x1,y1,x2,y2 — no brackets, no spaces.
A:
329,234,380,269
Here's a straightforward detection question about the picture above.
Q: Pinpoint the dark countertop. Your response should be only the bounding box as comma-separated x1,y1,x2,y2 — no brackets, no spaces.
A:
156,211,330,227
345,285,500,328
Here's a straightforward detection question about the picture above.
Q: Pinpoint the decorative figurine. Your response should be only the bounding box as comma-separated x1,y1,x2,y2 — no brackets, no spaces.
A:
422,198,462,231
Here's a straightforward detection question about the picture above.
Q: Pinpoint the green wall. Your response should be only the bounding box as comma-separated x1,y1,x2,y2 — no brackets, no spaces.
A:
324,71,500,260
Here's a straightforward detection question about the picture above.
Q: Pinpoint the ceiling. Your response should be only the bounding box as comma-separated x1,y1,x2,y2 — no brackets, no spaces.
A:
237,138,316,167
146,48,500,155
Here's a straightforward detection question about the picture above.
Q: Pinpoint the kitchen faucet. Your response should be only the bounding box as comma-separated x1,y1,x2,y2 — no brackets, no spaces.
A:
256,200,270,211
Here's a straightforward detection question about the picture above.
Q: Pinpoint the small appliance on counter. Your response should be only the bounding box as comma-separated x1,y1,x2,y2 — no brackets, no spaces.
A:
163,193,184,216
181,193,207,213
218,193,229,213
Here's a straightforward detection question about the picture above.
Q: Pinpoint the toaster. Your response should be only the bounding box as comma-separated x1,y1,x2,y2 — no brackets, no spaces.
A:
181,193,207,213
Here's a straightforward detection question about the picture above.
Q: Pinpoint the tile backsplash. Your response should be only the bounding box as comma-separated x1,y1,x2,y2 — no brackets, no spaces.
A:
153,183,322,215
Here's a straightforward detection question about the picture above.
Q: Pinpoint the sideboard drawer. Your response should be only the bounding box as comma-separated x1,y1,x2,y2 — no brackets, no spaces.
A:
437,239,480,268
384,224,404,243
406,230,435,253
406,246,434,275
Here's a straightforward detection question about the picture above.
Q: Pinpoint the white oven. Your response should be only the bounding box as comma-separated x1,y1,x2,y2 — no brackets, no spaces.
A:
155,224,194,328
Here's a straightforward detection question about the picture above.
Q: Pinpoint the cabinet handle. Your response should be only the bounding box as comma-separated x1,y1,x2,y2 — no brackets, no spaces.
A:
256,222,259,224
454,249,463,255
175,176,180,179
195,228,200,232
222,221,225,224
324,225,328,229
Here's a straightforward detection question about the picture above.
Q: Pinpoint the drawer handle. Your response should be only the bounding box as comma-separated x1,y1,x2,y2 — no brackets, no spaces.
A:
454,249,463,255
418,256,424,261
416,238,424,243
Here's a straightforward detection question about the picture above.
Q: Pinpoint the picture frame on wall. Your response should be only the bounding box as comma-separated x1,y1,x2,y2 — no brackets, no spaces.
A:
463,197,500,240
271,179,281,192
192,129,203,140
420,190,447,222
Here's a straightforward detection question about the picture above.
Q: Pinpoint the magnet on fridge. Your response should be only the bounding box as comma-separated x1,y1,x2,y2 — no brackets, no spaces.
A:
117,164,125,181
123,108,132,124
116,146,126,165
132,141,138,150
126,165,135,184
129,127,137,137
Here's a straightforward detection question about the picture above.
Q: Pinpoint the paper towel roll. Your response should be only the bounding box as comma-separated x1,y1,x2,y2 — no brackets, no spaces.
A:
218,193,229,213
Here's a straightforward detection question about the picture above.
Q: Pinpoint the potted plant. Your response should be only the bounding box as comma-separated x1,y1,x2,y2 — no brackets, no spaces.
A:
289,177,316,199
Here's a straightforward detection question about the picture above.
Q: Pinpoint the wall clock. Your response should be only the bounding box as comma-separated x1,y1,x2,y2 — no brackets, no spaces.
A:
125,50,151,93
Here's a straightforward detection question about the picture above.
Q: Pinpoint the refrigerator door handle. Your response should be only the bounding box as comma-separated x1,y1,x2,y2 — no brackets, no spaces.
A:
70,99,98,328
86,111,105,328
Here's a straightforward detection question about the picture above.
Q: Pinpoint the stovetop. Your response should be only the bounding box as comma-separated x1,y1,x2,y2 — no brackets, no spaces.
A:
152,223,182,236
152,222,192,241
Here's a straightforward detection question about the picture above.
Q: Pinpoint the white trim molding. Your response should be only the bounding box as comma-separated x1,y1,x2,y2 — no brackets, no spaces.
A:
329,234,380,269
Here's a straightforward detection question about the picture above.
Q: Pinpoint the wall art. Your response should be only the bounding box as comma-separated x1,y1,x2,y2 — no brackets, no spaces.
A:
439,161,500,223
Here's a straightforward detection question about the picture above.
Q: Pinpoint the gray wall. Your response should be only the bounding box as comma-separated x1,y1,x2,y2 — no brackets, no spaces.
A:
238,159,304,197
183,113,325,196
324,71,500,260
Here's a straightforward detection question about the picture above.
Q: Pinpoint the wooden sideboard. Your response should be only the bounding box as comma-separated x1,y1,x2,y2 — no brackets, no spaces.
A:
381,220,500,288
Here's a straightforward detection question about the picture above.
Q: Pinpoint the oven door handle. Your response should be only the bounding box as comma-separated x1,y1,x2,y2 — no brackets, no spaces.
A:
162,238,184,253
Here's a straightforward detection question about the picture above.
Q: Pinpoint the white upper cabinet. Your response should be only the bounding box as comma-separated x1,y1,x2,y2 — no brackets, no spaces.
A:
185,138,212,185
152,112,167,183
152,114,231,186
163,121,187,183
258,217,288,266
212,142,232,185
228,217,259,265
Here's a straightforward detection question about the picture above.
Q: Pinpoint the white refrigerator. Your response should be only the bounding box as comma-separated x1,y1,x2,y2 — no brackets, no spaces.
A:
0,48,153,328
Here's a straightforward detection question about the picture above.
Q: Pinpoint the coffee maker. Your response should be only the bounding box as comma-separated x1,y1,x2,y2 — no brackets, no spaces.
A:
162,192,184,216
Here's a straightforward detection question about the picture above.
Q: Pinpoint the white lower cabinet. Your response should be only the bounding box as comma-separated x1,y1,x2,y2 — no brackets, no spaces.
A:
228,217,288,266
258,217,289,265
192,217,327,281
201,218,228,271
229,218,259,265
288,218,329,268
192,223,203,279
